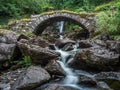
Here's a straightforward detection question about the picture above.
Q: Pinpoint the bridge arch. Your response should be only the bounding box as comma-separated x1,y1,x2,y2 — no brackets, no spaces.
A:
30,11,95,36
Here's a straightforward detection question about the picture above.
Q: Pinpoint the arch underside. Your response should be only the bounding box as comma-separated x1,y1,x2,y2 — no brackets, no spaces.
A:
33,16,89,36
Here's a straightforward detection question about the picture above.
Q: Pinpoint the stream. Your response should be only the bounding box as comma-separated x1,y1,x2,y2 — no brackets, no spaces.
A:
50,21,111,90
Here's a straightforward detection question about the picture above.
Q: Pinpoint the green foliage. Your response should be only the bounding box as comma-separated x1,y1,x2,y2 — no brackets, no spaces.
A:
41,34,47,39
0,0,49,17
43,5,54,11
94,1,118,12
0,0,117,17
95,11,120,35
112,35,120,40
19,56,33,67
116,2,120,33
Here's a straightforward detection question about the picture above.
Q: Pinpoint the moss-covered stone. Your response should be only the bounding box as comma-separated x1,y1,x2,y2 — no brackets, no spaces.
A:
0,29,15,34
40,10,95,18
94,1,118,12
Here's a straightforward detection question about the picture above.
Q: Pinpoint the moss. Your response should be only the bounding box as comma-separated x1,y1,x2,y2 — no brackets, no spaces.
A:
39,10,94,18
21,18,31,22
21,31,34,37
0,29,15,34
94,1,119,12
112,35,120,40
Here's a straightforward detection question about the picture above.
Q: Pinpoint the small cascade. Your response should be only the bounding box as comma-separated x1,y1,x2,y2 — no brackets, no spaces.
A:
56,21,64,39
55,21,82,89
55,44,82,89
53,21,111,90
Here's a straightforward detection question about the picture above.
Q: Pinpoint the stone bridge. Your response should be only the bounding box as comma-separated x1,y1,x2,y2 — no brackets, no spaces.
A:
30,10,95,36
8,10,95,36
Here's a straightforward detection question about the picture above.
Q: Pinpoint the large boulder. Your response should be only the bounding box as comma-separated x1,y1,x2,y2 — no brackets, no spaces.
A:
78,75,97,86
0,31,18,44
11,66,51,90
78,39,106,48
0,43,16,69
29,36,50,48
0,30,29,69
0,83,10,90
69,47,120,71
35,84,74,90
45,60,66,76
17,39,60,65
95,72,120,90
42,84,66,90
55,38,75,49
94,72,120,80
106,40,120,54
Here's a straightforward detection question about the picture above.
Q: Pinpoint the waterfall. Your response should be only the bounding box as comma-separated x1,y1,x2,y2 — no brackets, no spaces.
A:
56,21,64,39
53,21,110,90
55,21,82,89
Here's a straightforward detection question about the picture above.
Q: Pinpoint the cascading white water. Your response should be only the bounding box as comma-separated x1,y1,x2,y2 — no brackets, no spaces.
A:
54,21,111,90
55,21,81,89
56,21,64,39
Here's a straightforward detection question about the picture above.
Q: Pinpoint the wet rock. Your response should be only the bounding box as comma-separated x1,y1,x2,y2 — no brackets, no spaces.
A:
36,84,72,90
0,30,29,44
106,40,120,54
78,40,92,48
97,81,113,90
0,31,18,44
70,48,120,71
0,68,24,86
0,43,16,55
45,60,66,76
103,80,120,90
0,43,16,69
17,39,60,65
29,36,50,48
0,54,7,62
62,43,74,51
99,32,110,41
49,44,56,50
78,39,106,48
55,38,75,49
94,72,120,90
42,84,66,90
78,75,97,86
0,83,11,90
11,66,51,90
94,72,120,80
17,34,29,41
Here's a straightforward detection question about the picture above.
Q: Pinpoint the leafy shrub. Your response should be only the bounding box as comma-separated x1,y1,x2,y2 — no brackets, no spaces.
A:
95,12,119,35
19,56,33,67
94,1,119,12
43,5,54,11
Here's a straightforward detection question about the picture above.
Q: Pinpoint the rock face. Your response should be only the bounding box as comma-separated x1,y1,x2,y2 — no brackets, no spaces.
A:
106,40,120,54
0,43,16,68
29,36,50,48
78,75,97,86
45,60,66,76
42,84,66,90
35,84,73,90
0,31,18,44
0,31,29,69
78,39,106,48
94,72,120,80
70,40,120,71
11,66,51,90
17,39,60,65
55,38,75,49
95,72,120,90
0,31,18,69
